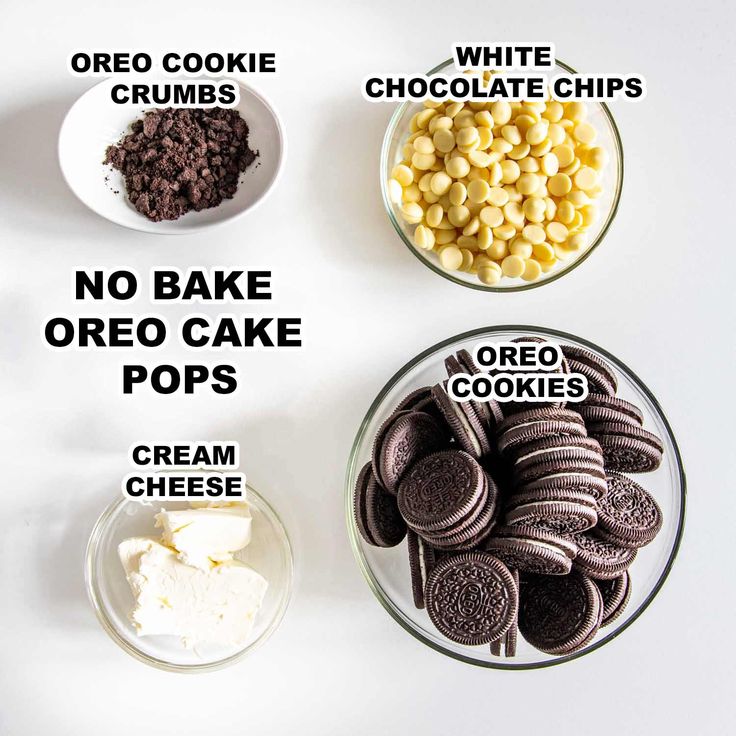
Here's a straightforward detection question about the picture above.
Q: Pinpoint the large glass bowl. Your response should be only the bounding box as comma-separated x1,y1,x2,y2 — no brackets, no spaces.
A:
86,482,293,672
345,326,685,669
380,60,624,291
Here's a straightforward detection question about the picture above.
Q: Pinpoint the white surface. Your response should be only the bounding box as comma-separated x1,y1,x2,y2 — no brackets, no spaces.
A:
58,78,284,233
0,0,733,734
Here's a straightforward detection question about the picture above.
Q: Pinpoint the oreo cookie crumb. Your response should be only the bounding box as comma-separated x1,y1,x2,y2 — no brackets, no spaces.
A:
103,107,259,222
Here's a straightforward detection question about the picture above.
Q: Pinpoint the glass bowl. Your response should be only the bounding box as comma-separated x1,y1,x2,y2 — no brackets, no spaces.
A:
380,60,624,291
86,482,293,672
345,326,685,669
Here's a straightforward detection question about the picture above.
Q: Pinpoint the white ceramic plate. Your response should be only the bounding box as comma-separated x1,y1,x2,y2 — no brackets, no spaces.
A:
58,78,285,234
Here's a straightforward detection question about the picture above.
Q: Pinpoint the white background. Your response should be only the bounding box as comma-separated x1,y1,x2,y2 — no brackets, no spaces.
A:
0,0,734,733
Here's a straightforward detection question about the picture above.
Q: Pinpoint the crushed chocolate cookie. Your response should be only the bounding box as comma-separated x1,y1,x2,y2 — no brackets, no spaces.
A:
103,108,258,222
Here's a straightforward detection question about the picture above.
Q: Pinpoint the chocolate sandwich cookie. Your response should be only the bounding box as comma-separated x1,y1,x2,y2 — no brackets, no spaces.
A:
483,525,576,575
398,450,486,534
448,376,493,457
518,570,603,655
561,345,618,396
519,471,608,502
394,386,432,413
586,422,664,473
425,551,518,645
595,473,663,548
504,498,598,535
407,530,438,609
372,409,447,494
431,383,486,458
570,530,637,579
595,571,632,627
578,394,644,426
506,487,599,512
514,453,605,487
490,568,519,657
354,462,407,547
496,408,588,458
422,475,498,551
394,386,447,426
444,356,494,452
511,434,604,467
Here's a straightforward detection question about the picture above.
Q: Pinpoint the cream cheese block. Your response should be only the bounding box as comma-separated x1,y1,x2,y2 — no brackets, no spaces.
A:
118,537,268,648
154,503,252,570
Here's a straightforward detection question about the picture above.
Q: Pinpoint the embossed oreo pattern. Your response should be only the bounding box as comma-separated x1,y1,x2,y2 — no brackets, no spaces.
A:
484,537,573,575
518,570,602,654
365,475,407,547
571,531,638,579
587,421,664,473
425,552,518,645
505,500,598,535
397,450,484,532
596,473,662,547
375,411,446,494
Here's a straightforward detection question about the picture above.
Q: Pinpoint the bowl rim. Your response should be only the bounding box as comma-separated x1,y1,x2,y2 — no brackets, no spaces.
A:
58,77,287,236
379,59,624,292
85,482,294,673
345,325,686,669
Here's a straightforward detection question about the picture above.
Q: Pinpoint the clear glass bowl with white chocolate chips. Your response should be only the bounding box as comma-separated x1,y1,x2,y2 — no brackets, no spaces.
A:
86,481,293,672
346,326,685,669
380,60,623,291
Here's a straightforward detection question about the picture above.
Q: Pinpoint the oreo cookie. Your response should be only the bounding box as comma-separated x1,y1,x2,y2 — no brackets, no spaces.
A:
372,410,446,494
519,570,603,654
393,385,448,427
490,568,519,657
595,473,662,548
570,530,637,579
353,462,407,548
561,345,618,396
518,471,608,502
512,434,604,468
578,394,644,426
504,498,598,535
483,525,576,575
497,408,588,458
425,551,518,645
514,453,605,487
431,382,488,458
422,474,498,551
506,487,599,512
397,450,486,535
596,571,632,627
586,422,664,473
407,530,437,609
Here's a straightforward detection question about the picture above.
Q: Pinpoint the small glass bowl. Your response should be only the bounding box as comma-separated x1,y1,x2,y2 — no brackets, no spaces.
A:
380,59,624,291
345,326,685,669
85,483,293,672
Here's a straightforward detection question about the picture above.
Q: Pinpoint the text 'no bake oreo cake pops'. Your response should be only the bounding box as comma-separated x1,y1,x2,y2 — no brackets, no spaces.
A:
353,338,664,660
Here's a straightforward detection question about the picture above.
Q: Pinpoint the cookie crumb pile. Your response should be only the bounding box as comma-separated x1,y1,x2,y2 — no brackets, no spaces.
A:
104,108,258,222
353,339,664,657
387,74,609,285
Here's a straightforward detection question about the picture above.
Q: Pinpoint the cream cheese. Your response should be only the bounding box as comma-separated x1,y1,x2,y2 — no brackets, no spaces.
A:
119,537,268,648
154,503,252,570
